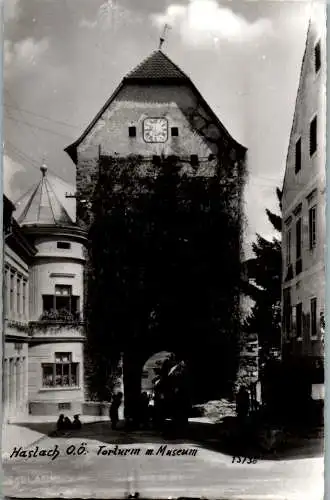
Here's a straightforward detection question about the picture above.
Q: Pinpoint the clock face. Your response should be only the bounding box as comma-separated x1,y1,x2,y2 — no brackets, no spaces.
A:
143,118,168,143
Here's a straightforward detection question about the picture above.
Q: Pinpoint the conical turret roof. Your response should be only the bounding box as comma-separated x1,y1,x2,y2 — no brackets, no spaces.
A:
16,165,74,227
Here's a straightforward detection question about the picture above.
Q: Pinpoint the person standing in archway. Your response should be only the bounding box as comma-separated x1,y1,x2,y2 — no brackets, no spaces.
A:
109,392,123,430
236,386,250,424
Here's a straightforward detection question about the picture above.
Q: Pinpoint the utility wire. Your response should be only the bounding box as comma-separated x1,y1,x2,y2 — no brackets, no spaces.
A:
6,115,74,140
4,103,81,130
5,140,73,186
5,140,42,170
5,89,43,156
5,91,74,185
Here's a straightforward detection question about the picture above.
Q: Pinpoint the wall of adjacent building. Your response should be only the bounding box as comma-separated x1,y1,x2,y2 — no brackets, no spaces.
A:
4,243,30,421
3,342,29,422
281,3,326,373
4,245,29,322
282,4,326,213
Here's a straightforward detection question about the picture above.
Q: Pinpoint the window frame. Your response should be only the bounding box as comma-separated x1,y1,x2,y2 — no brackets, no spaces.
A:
42,284,80,319
10,271,15,314
295,137,301,174
54,284,72,312
286,228,292,266
128,126,137,138
41,352,79,388
310,115,317,157
16,274,21,316
22,279,27,318
315,40,321,73
309,205,317,250
57,241,71,250
310,297,317,339
296,302,303,340
296,217,302,260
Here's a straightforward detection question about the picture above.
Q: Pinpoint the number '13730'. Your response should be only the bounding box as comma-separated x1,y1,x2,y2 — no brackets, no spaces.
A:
232,456,258,464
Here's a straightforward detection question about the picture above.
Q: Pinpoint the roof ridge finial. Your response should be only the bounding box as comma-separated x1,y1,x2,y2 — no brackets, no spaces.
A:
159,23,171,50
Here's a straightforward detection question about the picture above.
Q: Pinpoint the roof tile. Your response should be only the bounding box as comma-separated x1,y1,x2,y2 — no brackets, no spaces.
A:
125,50,189,81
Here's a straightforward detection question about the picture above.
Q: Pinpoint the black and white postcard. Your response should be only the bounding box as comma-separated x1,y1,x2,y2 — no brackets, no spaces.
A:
2,0,325,498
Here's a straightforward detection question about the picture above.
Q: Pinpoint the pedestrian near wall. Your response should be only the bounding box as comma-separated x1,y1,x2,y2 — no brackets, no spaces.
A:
110,392,123,430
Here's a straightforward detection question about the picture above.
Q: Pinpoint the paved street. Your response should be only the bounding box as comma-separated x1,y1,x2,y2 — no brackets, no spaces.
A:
2,422,324,500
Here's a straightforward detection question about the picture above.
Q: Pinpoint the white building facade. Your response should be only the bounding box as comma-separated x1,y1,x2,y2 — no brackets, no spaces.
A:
3,166,88,420
281,3,326,401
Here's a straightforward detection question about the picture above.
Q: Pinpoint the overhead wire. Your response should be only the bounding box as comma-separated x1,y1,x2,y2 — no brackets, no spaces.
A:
4,91,284,192
5,89,43,156
6,115,74,141
4,103,81,130
4,88,74,186
6,140,74,186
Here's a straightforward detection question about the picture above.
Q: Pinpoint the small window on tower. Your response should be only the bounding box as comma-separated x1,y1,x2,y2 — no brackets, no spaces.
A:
190,155,199,166
171,127,179,137
128,126,136,137
57,242,71,250
315,40,321,73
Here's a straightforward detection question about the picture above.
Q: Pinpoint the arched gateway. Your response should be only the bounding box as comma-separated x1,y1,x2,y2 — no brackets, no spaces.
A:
122,347,189,421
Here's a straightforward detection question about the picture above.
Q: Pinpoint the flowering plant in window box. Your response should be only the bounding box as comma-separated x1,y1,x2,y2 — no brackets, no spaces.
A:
39,308,80,323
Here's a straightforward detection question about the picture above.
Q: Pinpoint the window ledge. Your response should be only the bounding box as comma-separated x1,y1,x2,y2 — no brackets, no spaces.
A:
296,337,303,342
39,387,81,392
310,336,318,342
30,320,85,326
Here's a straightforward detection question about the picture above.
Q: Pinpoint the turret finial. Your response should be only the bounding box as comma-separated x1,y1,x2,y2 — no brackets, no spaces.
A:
40,163,47,177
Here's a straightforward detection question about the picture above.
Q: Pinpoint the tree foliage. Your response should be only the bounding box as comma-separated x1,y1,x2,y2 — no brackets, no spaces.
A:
244,188,282,358
84,154,246,403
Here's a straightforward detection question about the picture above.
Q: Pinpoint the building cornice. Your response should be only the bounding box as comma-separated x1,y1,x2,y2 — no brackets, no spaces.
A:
282,173,324,218
282,260,325,289
33,254,85,264
28,337,86,344
22,224,87,243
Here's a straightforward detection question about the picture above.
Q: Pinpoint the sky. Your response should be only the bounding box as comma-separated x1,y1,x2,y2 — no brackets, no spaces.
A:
4,0,314,257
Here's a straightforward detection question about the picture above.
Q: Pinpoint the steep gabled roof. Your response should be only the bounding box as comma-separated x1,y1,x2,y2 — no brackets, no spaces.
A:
125,50,190,81
65,50,246,163
16,165,75,227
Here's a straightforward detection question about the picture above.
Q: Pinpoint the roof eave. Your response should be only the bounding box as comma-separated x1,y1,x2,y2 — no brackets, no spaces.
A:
22,223,88,241
8,220,38,257
282,19,311,199
64,81,124,165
